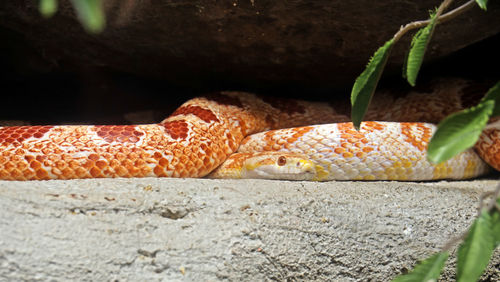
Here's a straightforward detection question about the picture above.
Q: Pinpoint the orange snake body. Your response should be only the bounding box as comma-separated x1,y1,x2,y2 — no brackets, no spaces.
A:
0,78,498,180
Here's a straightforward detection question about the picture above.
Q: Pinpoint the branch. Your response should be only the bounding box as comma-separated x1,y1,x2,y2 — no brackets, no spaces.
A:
393,0,477,42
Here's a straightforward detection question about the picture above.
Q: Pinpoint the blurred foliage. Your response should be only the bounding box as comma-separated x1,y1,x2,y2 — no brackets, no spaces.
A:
39,0,105,33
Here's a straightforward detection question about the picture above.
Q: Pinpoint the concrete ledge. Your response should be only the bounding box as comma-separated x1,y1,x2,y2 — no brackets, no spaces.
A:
1,178,499,281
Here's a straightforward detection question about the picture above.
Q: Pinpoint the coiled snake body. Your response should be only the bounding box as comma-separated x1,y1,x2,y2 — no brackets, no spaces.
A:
0,78,497,181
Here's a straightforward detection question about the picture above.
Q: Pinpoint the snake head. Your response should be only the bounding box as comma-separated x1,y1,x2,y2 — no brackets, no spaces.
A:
239,152,317,180
242,152,316,180
209,152,317,180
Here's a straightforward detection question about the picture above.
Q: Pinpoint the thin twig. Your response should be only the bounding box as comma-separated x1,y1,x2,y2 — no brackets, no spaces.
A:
442,234,467,252
478,190,495,216
485,183,500,212
441,183,500,252
393,0,477,42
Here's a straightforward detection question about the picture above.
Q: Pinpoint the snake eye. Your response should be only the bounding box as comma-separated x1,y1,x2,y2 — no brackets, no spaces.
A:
277,156,286,166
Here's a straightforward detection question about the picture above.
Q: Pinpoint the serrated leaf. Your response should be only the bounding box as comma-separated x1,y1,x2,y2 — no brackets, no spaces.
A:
39,0,58,18
480,80,500,116
476,0,488,10
69,0,105,33
427,100,494,163
404,13,438,86
351,39,394,129
457,211,495,282
392,252,449,282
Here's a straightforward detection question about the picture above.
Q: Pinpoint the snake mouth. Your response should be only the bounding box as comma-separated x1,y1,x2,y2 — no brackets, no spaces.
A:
244,158,317,181
247,170,316,181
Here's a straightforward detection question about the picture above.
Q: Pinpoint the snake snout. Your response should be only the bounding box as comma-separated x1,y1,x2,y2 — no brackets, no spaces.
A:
293,158,317,180
298,159,314,173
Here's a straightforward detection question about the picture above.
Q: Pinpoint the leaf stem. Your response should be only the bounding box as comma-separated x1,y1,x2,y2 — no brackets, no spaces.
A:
393,0,477,42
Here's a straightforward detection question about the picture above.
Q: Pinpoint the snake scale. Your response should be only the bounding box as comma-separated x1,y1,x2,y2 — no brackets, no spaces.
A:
0,78,498,181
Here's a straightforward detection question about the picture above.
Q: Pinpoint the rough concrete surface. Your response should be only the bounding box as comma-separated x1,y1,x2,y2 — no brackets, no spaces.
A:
1,178,499,281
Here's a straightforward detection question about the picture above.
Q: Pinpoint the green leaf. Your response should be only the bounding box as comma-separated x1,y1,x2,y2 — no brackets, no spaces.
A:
457,211,496,282
39,0,58,18
392,252,449,282
351,39,394,129
69,0,105,33
480,80,500,116
475,0,488,10
404,12,438,86
427,100,494,164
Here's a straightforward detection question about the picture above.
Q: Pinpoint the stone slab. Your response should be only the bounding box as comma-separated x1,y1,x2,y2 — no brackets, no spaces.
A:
1,178,499,281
